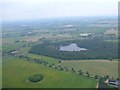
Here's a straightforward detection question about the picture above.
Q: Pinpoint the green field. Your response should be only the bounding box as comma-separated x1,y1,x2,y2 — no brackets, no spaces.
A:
27,54,60,65
2,42,28,53
60,60,118,79
3,56,97,88
27,53,118,79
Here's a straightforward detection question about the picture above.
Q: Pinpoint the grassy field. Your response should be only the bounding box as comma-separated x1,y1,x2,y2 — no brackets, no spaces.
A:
26,51,118,79
27,54,60,65
16,47,31,55
2,42,28,53
2,56,97,88
60,60,118,79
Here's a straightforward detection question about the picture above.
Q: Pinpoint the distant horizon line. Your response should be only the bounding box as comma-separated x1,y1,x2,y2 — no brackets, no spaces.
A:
2,15,118,23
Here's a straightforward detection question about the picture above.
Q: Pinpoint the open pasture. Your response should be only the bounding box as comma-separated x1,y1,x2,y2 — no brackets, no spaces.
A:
2,56,97,88
60,60,118,79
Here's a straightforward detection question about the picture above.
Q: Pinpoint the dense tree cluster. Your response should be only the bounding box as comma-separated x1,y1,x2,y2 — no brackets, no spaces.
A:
29,74,43,83
29,39,118,60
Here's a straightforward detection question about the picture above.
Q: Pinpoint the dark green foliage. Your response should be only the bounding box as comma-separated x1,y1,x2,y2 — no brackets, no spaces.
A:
86,71,90,77
66,68,68,71
29,39,118,60
95,75,99,79
104,75,109,79
59,61,62,63
79,70,83,75
54,66,58,69
48,64,52,67
86,71,89,74
14,40,20,42
98,77,110,88
52,63,55,66
29,74,43,83
71,68,75,72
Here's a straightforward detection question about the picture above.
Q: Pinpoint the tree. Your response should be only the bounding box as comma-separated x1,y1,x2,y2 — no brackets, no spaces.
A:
52,63,55,66
79,70,83,75
14,40,19,43
48,64,52,67
64,67,68,71
29,74,43,83
43,61,47,65
59,61,62,63
104,75,109,79
54,66,57,69
71,68,75,72
57,65,60,68
86,71,89,77
95,75,99,79
26,57,30,61
66,68,68,71
117,78,119,80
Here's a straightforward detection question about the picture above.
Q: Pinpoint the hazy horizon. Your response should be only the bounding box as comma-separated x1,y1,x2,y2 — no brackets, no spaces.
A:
2,16,118,23
1,0,119,21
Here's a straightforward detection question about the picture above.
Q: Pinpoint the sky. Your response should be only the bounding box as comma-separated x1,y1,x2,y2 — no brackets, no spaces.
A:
1,0,119,21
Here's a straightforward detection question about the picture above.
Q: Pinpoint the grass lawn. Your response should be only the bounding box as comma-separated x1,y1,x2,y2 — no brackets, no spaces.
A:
3,42,26,53
16,47,31,55
27,54,60,65
2,56,97,88
27,53,118,79
60,60,118,79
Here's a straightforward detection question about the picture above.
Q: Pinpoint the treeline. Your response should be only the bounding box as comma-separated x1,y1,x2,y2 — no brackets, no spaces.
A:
29,39,118,60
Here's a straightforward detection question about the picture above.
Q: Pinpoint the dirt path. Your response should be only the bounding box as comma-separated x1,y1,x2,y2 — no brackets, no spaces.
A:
96,82,99,88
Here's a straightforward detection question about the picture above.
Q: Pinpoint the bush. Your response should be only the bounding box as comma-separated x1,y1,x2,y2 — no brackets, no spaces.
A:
79,70,83,75
29,74,43,83
95,75,99,79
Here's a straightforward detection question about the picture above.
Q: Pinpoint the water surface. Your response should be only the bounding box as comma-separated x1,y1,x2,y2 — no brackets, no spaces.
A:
60,43,87,51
